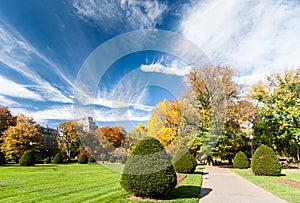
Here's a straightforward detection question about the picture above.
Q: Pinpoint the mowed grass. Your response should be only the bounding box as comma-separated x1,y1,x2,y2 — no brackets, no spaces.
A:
234,169,300,203
0,163,202,203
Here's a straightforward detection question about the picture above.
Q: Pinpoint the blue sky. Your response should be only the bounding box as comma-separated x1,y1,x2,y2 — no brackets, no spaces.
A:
0,0,300,131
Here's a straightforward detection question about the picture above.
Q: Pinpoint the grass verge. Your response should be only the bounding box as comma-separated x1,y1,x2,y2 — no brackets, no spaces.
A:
233,169,300,203
0,163,202,203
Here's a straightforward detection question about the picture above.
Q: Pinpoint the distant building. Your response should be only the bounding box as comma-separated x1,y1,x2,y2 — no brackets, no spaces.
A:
79,116,98,132
38,125,58,149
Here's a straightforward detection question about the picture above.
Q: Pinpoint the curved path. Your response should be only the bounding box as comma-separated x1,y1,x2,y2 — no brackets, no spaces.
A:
199,167,288,203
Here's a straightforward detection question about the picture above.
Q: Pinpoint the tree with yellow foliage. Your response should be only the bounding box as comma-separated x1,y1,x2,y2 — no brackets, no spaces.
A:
0,114,42,161
147,99,181,147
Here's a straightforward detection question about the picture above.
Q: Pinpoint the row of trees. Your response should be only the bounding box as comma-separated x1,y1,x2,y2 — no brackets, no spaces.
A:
145,66,300,163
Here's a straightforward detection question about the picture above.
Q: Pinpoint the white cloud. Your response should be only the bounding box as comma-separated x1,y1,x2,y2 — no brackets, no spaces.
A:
0,75,43,101
0,23,73,103
72,0,167,29
141,60,192,76
180,0,300,85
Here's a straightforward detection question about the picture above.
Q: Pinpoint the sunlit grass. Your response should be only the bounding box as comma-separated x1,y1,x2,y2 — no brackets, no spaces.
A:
0,163,202,203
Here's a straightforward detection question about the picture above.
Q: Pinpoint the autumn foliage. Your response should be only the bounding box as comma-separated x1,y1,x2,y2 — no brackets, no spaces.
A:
96,126,126,148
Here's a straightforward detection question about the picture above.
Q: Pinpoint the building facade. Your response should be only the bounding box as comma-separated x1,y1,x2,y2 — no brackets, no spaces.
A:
38,125,59,149
79,116,98,132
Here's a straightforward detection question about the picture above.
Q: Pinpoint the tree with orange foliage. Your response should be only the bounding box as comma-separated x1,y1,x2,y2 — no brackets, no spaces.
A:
96,126,127,148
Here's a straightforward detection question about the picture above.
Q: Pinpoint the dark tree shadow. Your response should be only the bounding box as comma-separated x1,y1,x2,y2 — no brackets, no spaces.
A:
199,188,213,199
193,171,209,175
169,186,201,199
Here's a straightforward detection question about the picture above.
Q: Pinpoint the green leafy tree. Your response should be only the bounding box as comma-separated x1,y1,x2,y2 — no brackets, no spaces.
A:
0,115,42,161
250,68,300,160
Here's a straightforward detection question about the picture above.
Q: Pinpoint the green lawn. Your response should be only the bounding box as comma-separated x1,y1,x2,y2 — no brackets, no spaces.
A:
234,169,300,203
0,163,202,203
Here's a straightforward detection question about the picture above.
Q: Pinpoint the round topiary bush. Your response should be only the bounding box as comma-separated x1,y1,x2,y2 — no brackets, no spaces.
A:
88,156,96,163
172,149,197,173
52,153,64,164
251,145,281,176
120,156,127,164
19,150,36,166
0,151,7,165
109,155,115,163
78,154,88,164
120,137,177,198
233,151,249,169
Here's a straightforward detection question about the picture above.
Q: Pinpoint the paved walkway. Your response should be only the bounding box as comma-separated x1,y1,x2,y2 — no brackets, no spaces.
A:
199,167,288,203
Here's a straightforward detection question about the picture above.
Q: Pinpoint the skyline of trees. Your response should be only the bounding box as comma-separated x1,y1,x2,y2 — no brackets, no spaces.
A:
0,66,299,162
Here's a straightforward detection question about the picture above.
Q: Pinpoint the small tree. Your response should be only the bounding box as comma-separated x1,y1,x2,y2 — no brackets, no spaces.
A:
120,137,177,198
172,149,197,173
53,152,64,164
19,150,36,166
251,145,281,176
78,154,88,164
233,151,249,169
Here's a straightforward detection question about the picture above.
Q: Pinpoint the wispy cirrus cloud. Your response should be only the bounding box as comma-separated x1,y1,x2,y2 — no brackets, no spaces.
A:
0,75,43,101
0,22,73,103
72,0,167,30
180,0,300,85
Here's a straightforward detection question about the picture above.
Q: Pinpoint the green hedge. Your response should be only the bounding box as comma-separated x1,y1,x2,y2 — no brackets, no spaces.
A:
52,153,64,164
233,151,249,169
251,145,281,176
120,137,177,198
172,149,197,173
78,154,88,164
19,150,36,166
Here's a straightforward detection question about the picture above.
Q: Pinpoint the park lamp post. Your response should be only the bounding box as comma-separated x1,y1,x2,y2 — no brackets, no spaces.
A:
29,141,33,149
249,134,254,159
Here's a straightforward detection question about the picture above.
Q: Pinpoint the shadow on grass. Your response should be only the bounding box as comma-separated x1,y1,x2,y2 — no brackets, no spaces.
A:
169,186,201,199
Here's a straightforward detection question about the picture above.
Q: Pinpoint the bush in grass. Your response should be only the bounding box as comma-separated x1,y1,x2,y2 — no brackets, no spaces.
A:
19,150,36,166
251,145,281,176
0,151,7,165
44,157,51,164
120,156,127,164
109,155,115,163
172,149,197,173
120,137,177,198
52,153,64,164
88,156,96,163
78,154,88,164
233,151,249,169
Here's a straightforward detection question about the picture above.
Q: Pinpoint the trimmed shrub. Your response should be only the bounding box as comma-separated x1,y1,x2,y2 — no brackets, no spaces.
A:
172,149,197,173
19,150,36,166
52,153,64,164
109,155,115,163
120,137,177,198
78,154,88,164
233,151,249,169
251,145,281,176
88,156,96,163
120,156,127,164
44,157,51,164
0,151,7,165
